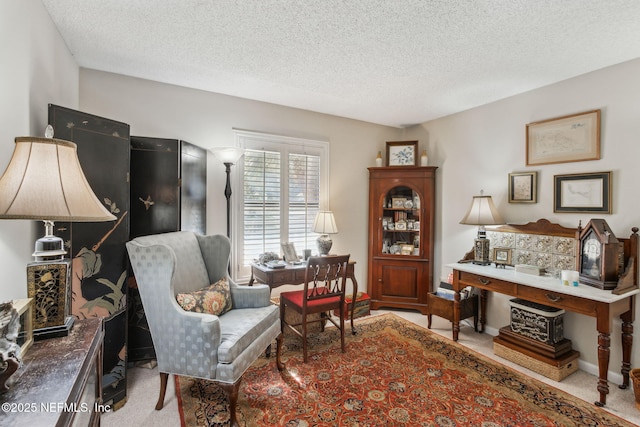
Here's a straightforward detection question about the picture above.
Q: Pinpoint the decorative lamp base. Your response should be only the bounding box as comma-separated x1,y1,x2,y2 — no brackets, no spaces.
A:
473,238,491,265
317,234,333,256
27,259,73,339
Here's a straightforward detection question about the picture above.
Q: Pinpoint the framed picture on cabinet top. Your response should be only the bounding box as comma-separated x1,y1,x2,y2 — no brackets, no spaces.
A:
526,110,600,166
508,171,537,203
386,140,418,166
554,171,611,213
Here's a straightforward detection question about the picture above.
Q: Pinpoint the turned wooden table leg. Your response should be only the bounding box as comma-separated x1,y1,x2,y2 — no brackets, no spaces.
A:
620,317,633,389
478,289,487,333
596,332,611,407
452,290,460,341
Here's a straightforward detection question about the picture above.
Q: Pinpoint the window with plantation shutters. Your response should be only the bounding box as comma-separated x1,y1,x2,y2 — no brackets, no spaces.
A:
287,153,320,256
233,130,329,280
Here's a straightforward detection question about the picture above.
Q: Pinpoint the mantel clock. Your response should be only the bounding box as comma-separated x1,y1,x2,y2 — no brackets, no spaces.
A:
577,219,624,290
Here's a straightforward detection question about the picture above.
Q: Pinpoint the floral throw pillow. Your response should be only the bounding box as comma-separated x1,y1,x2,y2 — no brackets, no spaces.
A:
176,278,232,316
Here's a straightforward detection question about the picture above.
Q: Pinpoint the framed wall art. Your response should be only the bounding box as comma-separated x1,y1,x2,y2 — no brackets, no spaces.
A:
554,171,611,213
386,140,418,166
508,171,537,203
526,110,600,166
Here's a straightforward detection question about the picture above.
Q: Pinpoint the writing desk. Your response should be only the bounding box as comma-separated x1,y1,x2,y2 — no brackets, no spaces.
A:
249,261,359,332
448,262,638,407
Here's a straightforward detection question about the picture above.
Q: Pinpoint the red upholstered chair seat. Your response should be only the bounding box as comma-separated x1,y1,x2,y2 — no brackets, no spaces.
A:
280,287,342,310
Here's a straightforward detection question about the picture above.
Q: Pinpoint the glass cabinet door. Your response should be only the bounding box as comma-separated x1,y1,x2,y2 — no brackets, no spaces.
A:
380,186,421,256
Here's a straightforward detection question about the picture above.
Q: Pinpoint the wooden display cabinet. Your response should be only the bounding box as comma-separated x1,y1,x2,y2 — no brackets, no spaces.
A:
367,166,437,314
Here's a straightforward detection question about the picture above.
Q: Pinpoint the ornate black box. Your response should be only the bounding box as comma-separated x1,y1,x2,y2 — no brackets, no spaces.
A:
509,298,564,344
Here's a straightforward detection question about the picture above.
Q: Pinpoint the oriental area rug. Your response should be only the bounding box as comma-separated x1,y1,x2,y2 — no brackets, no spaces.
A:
176,313,633,426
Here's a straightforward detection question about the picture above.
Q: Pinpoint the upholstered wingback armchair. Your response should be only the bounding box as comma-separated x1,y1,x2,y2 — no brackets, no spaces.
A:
126,231,283,426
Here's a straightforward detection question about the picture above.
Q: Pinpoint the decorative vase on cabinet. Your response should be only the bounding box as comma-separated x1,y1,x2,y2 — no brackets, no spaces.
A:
367,166,437,314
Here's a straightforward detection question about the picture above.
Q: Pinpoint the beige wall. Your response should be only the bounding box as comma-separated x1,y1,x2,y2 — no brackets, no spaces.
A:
0,0,79,300
407,57,640,377
79,69,402,289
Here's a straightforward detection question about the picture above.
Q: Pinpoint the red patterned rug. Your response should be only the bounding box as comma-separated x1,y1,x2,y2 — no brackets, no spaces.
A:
176,313,633,426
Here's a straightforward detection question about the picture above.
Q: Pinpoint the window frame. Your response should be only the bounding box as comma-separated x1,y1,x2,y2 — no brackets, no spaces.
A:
232,129,330,281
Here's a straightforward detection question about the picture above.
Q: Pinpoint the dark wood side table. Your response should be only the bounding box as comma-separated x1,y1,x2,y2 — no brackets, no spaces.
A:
1,317,104,426
249,261,360,333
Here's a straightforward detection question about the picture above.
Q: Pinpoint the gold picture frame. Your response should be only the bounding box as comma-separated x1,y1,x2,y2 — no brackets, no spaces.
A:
391,197,407,208
508,171,537,203
492,248,512,266
400,244,415,255
526,110,600,166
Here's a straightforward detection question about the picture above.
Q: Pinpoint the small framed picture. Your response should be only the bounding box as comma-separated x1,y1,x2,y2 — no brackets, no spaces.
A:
492,248,512,266
386,141,418,166
392,197,406,208
554,171,611,213
281,242,298,263
400,244,415,255
508,172,537,203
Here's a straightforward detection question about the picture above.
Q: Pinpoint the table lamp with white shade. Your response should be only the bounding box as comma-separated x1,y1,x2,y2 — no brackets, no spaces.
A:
0,126,116,339
313,211,338,256
459,191,504,265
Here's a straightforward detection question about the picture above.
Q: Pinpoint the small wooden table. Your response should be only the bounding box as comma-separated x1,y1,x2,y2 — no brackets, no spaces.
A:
249,261,359,333
448,262,638,407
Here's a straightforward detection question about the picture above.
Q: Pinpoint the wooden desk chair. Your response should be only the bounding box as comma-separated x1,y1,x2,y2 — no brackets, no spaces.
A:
279,255,350,363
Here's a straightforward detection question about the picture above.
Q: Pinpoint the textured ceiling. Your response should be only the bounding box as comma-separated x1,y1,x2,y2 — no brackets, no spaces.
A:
42,0,640,128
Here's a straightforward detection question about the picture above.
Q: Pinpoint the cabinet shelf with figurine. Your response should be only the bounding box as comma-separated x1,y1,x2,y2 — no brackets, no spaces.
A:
367,166,437,314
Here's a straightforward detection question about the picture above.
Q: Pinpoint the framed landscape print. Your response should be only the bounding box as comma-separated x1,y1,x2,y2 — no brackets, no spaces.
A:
526,110,600,166
386,140,418,166
508,172,537,203
554,171,611,213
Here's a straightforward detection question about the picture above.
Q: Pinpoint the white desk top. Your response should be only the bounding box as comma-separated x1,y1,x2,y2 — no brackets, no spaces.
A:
447,262,639,304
